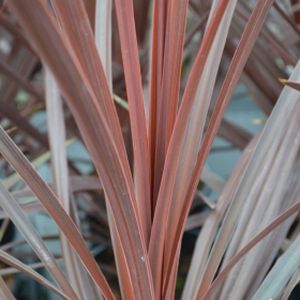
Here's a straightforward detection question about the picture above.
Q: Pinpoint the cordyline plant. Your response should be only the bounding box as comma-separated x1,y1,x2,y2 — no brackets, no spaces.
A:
0,0,300,299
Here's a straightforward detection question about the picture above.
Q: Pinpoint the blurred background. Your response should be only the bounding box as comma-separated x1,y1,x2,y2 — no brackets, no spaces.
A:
0,0,299,299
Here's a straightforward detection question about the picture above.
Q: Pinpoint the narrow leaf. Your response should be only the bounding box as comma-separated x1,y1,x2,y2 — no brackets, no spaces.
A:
252,235,300,300
0,126,114,300
113,0,151,241
0,181,77,299
0,249,70,300
8,2,154,299
149,0,230,295
0,276,15,300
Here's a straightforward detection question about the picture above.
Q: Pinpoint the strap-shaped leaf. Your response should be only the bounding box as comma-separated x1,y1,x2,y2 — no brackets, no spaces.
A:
251,231,300,300
7,1,154,299
0,126,114,300
0,181,77,299
0,250,70,300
